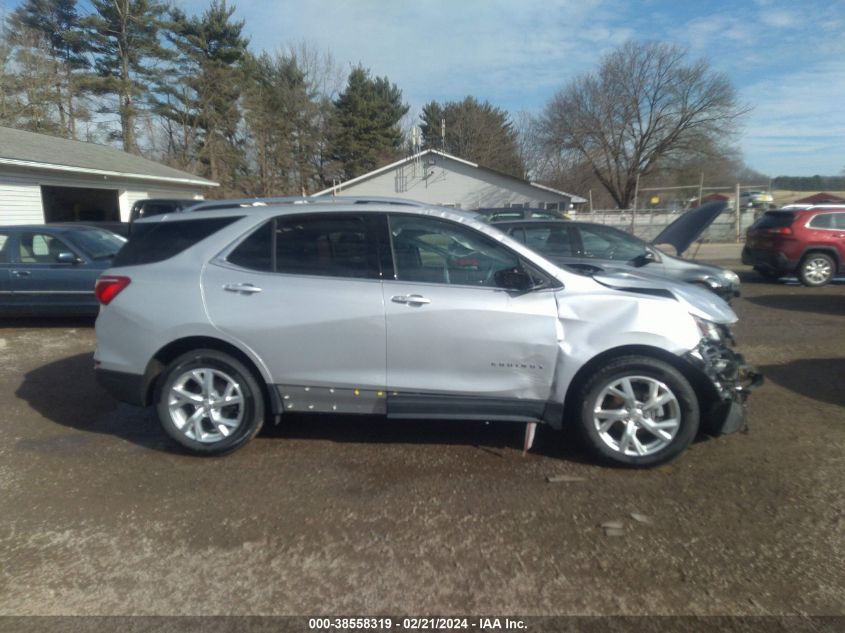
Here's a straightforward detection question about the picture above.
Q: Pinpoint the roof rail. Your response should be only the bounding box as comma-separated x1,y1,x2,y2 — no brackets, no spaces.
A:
187,195,432,213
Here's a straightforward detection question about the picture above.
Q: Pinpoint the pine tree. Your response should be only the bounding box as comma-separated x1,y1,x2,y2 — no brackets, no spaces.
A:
84,0,169,153
330,66,408,180
6,0,90,137
156,0,249,195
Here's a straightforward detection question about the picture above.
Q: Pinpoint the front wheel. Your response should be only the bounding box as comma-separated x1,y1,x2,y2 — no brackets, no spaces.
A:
575,356,700,467
798,253,835,287
154,349,265,455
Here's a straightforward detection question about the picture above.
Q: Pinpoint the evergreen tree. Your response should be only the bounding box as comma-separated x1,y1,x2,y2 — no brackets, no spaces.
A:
242,51,322,196
6,0,90,137
157,0,249,195
84,0,169,153
330,66,408,180
420,96,524,178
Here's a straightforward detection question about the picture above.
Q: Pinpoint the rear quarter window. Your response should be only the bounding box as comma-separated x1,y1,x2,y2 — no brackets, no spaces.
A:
112,217,241,267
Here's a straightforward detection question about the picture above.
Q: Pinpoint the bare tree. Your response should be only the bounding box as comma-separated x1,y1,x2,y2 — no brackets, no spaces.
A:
539,41,748,209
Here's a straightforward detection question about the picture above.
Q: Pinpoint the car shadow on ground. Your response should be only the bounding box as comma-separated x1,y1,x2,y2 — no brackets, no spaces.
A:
263,412,595,463
17,352,596,462
759,359,845,408
15,352,177,454
745,294,845,316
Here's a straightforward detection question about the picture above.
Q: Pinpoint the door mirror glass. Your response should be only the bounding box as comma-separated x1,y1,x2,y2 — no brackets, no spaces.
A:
494,267,535,292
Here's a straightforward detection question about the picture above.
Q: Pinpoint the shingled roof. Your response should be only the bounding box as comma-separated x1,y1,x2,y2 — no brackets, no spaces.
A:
0,126,217,187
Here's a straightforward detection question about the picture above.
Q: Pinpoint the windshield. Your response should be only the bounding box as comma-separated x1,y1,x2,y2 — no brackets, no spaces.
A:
64,229,127,260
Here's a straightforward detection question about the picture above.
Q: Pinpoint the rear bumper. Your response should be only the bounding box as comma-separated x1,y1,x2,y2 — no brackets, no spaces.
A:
741,246,797,273
95,366,146,406
684,340,764,435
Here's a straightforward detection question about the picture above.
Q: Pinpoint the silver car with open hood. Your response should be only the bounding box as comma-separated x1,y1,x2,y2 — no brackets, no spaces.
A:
94,197,761,467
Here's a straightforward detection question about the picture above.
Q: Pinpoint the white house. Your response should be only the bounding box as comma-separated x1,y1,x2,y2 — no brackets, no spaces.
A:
313,149,585,210
0,126,217,225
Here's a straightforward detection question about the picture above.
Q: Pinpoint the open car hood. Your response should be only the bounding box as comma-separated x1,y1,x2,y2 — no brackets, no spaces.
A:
651,201,728,255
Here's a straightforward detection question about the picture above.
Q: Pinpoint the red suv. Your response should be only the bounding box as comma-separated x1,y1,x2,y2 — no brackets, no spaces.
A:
743,205,845,286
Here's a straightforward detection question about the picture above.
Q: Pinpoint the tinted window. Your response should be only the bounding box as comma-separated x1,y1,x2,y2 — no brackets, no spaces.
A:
275,214,377,279
17,232,74,264
228,214,379,279
389,214,520,287
227,221,273,271
65,229,126,260
755,211,795,230
808,213,839,229
522,225,576,257
0,234,9,263
836,213,845,229
113,217,241,267
578,225,648,261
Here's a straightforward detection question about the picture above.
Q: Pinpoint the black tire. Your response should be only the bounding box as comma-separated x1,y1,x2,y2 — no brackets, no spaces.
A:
574,355,699,467
798,253,835,287
154,348,265,455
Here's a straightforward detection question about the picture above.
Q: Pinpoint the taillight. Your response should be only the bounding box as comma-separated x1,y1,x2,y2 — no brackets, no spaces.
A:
95,275,131,305
765,227,793,235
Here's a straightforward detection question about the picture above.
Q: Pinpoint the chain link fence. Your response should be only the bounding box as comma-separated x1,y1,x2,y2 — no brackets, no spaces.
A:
570,208,759,243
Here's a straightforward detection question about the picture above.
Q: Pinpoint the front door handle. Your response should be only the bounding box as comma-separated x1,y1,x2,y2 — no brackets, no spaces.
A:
223,283,262,294
391,294,431,305
11,270,31,277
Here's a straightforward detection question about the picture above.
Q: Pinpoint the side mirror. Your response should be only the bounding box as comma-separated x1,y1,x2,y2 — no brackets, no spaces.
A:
56,251,80,264
631,250,657,268
494,267,535,292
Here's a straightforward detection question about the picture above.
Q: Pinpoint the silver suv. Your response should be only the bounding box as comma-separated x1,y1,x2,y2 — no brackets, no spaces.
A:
94,198,760,466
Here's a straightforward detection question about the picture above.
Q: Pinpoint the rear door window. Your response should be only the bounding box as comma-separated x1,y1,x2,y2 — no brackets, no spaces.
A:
522,225,577,257
808,213,834,229
226,213,380,280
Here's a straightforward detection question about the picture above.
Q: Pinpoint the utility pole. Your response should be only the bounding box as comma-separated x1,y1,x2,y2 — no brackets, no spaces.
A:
735,182,742,242
630,173,640,234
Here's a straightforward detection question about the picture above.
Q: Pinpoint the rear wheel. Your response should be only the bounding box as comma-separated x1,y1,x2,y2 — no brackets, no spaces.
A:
798,253,835,287
154,349,265,455
575,356,699,467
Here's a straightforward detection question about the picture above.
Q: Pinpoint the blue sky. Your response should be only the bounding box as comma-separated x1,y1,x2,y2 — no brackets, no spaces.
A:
5,0,844,177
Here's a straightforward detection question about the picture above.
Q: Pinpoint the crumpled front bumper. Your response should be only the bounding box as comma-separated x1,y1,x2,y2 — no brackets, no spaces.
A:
684,338,764,435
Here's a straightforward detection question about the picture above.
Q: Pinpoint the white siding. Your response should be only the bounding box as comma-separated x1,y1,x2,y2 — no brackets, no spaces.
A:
0,165,206,225
327,155,571,209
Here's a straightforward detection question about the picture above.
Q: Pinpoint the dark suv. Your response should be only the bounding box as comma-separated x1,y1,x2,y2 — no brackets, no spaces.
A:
742,205,845,286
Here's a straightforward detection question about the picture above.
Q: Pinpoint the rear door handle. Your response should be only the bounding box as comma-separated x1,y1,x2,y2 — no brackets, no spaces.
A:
391,294,431,305
223,283,262,294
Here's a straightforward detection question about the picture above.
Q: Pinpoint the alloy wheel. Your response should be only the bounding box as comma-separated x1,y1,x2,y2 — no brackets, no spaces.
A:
167,368,245,443
592,375,681,457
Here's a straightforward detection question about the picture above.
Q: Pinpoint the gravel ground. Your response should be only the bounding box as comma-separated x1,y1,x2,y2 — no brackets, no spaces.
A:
0,260,843,618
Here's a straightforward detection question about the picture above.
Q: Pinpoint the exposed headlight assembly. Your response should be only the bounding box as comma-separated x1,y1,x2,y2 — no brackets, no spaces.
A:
693,315,724,342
